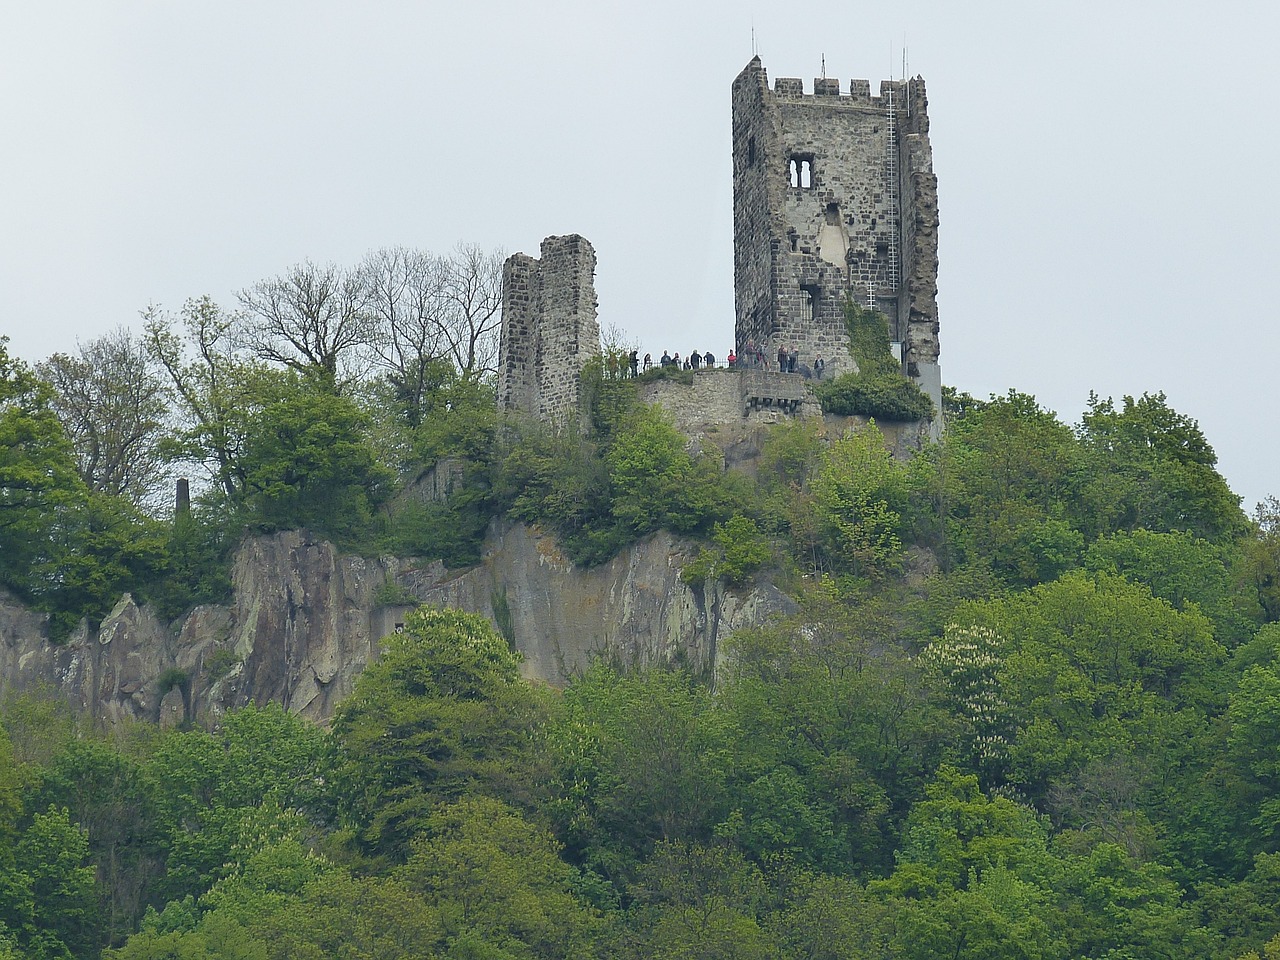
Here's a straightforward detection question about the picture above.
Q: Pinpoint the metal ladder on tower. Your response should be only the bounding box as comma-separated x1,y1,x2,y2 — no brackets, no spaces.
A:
883,85,902,301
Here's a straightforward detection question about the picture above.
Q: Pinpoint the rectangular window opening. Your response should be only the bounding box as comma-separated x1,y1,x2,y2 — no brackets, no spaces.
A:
800,284,819,322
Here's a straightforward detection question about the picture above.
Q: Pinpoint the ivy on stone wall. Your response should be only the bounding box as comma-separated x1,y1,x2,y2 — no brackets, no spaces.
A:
815,302,933,422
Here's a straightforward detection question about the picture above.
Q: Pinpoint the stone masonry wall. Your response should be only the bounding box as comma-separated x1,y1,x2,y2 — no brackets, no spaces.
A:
497,235,601,427
901,78,941,369
638,368,822,435
732,57,941,405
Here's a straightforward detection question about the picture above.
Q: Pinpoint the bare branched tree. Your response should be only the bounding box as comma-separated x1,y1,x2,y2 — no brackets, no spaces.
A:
144,297,255,499
38,326,172,509
236,259,376,389
439,242,504,379
360,243,504,421
361,246,451,425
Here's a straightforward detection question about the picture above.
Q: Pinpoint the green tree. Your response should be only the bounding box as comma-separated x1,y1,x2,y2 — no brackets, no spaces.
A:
550,665,736,878
1079,391,1247,543
1240,497,1280,623
1085,528,1256,645
680,515,773,586
141,707,333,906
494,424,616,565
606,405,730,539
626,842,778,960
954,572,1225,800
935,391,1086,585
252,868,441,960
30,739,162,945
878,766,1054,896
810,424,910,578
769,872,892,960
332,607,550,863
1227,642,1280,855
718,578,957,874
398,796,597,959
1052,842,1208,960
27,491,169,638
0,806,101,960
237,372,393,538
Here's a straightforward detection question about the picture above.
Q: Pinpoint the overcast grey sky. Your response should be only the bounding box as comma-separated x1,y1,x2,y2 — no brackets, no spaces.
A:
3,1,1277,510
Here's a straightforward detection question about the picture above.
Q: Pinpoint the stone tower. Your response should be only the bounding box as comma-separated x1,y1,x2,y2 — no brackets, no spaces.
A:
732,57,941,413
497,234,601,427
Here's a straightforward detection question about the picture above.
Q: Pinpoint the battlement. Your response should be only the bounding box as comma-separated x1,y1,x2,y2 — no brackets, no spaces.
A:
733,57,941,434
768,71,913,107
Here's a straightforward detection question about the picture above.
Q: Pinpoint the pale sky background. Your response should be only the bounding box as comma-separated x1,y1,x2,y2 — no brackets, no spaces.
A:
3,1,1277,511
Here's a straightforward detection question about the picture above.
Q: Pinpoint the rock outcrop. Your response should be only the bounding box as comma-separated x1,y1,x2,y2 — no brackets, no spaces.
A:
0,523,793,728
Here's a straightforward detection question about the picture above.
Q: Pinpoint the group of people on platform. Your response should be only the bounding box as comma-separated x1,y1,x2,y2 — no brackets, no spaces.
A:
656,349,719,371
605,343,828,380
729,341,826,379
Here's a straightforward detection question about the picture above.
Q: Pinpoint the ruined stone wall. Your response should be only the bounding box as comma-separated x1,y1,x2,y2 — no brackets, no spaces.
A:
732,57,941,408
899,78,942,429
497,235,600,427
638,368,822,435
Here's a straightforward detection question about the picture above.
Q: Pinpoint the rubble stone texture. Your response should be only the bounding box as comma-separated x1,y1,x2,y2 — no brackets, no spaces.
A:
731,57,941,414
497,234,601,428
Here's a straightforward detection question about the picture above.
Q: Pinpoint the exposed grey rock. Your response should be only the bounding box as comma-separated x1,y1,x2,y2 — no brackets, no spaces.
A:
0,523,793,727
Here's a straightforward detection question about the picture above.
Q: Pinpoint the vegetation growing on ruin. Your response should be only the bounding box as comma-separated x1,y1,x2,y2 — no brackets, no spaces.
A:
814,301,934,421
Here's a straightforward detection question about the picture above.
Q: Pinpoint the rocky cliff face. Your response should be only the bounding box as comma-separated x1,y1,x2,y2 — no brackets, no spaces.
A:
0,523,793,729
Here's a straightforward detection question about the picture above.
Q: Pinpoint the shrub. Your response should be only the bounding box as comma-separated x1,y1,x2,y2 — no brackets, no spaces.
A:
817,301,934,422
815,371,935,422
607,405,732,538
380,492,490,568
681,515,774,586
156,668,189,695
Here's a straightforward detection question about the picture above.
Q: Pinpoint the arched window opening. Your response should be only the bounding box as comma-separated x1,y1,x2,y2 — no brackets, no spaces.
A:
789,154,815,189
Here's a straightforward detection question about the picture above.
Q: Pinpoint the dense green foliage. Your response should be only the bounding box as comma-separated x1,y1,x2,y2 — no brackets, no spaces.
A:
814,370,936,422
494,400,746,567
10,267,1280,957
10,523,1280,959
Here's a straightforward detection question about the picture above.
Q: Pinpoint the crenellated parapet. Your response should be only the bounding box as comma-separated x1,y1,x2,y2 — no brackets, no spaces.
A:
732,56,941,424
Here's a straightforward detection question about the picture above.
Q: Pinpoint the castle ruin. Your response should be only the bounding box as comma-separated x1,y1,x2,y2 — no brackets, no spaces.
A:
497,58,942,429
497,234,600,427
731,57,941,415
